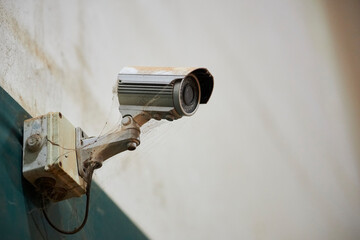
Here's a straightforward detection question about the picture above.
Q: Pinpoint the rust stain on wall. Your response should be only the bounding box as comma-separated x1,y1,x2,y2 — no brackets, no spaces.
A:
0,3,106,123
0,4,56,75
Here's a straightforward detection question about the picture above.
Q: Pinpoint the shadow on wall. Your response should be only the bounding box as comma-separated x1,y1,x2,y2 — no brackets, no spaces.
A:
0,86,148,240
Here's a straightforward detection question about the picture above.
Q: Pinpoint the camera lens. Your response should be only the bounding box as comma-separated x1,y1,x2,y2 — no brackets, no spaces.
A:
173,74,200,116
183,85,194,106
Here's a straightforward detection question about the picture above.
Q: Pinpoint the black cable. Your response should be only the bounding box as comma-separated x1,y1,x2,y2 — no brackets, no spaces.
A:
42,164,95,234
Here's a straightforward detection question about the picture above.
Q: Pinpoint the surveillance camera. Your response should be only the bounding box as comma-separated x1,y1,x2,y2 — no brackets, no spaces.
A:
117,67,214,125
22,66,214,234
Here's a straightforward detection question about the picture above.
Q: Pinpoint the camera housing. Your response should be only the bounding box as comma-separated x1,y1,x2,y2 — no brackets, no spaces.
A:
118,67,214,125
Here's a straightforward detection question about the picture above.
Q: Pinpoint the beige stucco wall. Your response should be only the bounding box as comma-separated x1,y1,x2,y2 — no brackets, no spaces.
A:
1,0,360,239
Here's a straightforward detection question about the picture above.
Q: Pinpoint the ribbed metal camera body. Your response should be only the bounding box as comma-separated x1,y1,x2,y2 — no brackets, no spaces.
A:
118,67,214,125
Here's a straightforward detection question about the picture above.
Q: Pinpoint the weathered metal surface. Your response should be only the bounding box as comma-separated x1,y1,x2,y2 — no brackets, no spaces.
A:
75,116,141,179
23,112,86,201
0,86,148,239
119,66,197,76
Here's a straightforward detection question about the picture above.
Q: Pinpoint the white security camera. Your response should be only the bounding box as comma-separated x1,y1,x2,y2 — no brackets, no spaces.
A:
22,66,214,234
118,67,214,125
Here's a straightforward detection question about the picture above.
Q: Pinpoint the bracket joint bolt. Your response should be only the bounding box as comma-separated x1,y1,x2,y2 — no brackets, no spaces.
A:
127,142,137,151
121,116,132,126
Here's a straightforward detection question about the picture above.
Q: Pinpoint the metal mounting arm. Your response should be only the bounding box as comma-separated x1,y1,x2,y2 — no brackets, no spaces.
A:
75,116,140,179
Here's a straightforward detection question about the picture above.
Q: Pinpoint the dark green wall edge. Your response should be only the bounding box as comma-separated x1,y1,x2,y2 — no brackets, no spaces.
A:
0,86,149,240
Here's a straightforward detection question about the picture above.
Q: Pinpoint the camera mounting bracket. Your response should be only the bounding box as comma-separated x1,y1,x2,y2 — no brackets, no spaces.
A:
75,116,141,179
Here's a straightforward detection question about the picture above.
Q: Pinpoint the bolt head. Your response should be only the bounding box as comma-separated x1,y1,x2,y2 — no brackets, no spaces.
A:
26,134,43,152
127,142,137,151
121,116,132,126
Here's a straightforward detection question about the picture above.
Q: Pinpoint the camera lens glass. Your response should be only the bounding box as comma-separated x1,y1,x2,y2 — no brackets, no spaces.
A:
183,85,194,106
180,75,200,114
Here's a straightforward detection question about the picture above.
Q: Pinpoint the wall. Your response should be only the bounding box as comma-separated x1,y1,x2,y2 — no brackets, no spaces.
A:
1,0,360,239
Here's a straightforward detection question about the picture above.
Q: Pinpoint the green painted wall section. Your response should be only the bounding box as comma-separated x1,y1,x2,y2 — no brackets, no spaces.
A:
0,86,149,240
